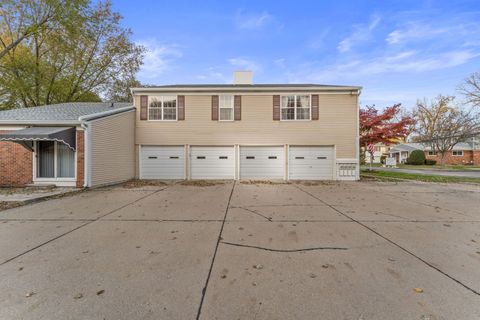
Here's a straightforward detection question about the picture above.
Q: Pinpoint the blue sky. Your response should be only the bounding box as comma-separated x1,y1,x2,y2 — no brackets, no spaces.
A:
112,0,480,108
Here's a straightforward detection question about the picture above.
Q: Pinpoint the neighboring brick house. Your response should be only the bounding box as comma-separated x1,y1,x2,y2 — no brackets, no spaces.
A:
1,71,362,186
390,141,480,165
0,103,135,187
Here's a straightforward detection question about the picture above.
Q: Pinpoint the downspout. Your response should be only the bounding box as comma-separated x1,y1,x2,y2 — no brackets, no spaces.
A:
80,121,91,188
356,89,361,180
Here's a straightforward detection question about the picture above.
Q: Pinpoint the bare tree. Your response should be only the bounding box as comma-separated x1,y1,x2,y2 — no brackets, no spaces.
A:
413,95,480,166
459,71,480,108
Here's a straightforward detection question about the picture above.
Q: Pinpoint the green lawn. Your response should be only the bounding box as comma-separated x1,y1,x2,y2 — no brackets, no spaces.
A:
361,169,480,184
398,164,480,171
362,163,480,171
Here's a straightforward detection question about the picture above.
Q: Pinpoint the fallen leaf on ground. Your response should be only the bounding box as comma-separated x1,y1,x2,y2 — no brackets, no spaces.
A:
414,288,423,293
96,290,105,295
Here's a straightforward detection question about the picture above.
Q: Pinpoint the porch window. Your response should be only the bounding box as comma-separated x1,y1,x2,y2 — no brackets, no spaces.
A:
36,141,75,179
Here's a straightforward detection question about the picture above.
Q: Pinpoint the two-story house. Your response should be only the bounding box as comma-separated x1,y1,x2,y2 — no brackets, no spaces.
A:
132,72,361,181
0,71,361,187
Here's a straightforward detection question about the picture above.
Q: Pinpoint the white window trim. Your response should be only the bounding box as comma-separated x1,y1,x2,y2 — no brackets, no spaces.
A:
33,141,77,184
147,95,178,122
428,151,437,156
280,94,312,121
452,150,464,156
218,95,234,122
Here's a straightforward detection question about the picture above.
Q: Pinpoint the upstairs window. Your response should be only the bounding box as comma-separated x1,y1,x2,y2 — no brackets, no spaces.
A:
219,95,234,121
148,96,177,121
281,95,311,120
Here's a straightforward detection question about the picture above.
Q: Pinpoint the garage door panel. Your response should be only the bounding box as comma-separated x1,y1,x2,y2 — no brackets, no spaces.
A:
190,147,235,179
141,146,185,179
289,146,334,180
240,146,284,179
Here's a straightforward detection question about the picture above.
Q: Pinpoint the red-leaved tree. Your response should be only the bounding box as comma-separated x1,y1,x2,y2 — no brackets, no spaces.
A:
360,104,415,148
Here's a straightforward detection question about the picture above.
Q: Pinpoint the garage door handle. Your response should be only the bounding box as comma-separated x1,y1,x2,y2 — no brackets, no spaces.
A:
197,156,206,159
148,156,158,159
219,156,228,159
268,156,277,159
246,156,255,159
169,156,179,159
317,157,327,159
295,156,304,159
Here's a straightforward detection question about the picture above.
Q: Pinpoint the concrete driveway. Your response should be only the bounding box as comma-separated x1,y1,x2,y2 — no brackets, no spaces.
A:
0,180,479,320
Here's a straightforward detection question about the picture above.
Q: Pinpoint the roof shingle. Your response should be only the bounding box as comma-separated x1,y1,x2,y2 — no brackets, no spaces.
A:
0,102,132,122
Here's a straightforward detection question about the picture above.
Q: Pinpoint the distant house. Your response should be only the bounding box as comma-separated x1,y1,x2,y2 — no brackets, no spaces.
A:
389,139,479,165
364,143,392,163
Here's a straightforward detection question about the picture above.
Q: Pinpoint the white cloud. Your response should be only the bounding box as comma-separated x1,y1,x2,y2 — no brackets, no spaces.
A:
363,50,478,74
136,40,182,80
307,29,330,50
337,15,381,53
386,23,448,44
195,67,229,83
288,50,478,84
228,57,260,72
235,10,273,30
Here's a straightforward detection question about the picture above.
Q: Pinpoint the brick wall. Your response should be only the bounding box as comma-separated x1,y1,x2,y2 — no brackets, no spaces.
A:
473,151,480,166
0,130,33,186
425,150,474,165
76,130,85,188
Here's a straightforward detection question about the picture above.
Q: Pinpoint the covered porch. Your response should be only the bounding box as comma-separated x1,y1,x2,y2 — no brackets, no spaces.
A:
0,127,83,187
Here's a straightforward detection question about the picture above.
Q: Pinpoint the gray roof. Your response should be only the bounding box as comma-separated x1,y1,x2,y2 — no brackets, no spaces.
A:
0,102,133,124
391,142,475,153
131,83,362,93
390,143,423,153
137,84,360,88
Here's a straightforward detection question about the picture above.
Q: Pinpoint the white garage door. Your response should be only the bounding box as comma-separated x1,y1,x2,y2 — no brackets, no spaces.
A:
140,146,185,179
190,146,235,179
240,146,285,179
289,146,334,180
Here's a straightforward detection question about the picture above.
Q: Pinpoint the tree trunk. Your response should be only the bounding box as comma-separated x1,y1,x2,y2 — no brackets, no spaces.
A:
440,152,447,167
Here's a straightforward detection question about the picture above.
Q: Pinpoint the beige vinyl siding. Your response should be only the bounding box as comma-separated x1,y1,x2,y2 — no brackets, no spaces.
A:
90,111,135,186
135,94,357,158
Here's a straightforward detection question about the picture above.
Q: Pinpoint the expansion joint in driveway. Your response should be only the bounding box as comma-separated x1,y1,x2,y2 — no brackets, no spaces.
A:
235,206,273,221
293,184,480,297
383,191,471,217
0,187,169,267
220,241,348,252
196,181,236,320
